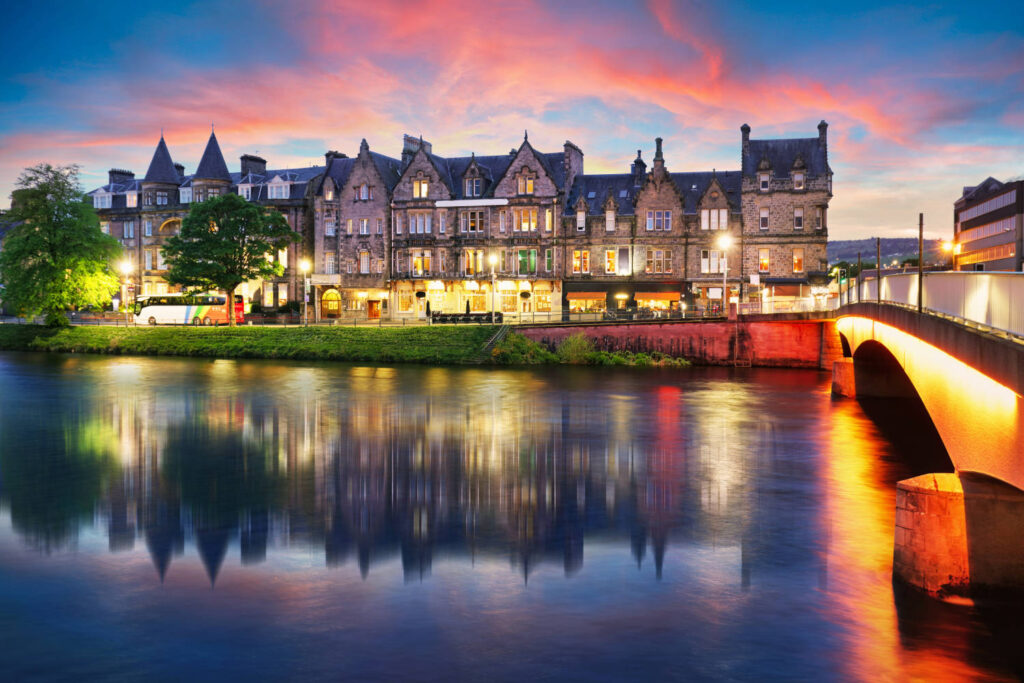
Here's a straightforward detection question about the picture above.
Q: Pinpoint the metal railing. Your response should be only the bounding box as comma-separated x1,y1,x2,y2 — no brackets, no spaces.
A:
852,271,1024,339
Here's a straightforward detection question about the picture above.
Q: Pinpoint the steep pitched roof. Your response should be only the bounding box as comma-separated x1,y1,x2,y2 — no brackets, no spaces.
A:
565,174,638,215
194,131,232,182
143,136,180,184
670,171,742,213
743,137,829,179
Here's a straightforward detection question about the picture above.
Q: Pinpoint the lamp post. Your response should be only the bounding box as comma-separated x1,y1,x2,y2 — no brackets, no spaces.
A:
830,266,847,306
716,233,733,316
488,253,498,324
299,259,311,326
119,260,132,325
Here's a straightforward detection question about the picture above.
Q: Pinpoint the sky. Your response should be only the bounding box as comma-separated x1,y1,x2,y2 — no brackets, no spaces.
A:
0,0,1021,239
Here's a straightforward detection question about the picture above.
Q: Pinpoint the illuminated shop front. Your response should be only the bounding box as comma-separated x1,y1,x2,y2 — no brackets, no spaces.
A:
391,279,561,318
311,275,389,320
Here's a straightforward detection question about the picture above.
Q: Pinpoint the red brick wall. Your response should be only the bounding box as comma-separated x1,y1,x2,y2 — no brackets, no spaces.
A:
518,319,838,368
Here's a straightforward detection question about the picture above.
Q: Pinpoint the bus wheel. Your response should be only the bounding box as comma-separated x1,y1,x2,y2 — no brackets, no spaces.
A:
192,317,201,326
148,317,157,326
203,317,212,326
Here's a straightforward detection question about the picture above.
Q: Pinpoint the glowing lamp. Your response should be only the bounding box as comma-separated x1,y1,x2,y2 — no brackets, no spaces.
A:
119,260,132,276
299,259,311,274
716,234,733,250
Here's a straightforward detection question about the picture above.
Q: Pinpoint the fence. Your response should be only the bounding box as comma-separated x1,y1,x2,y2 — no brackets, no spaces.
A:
852,271,1024,339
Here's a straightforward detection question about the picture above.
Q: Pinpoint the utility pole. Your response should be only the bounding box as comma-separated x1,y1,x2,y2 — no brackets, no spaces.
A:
918,213,924,314
857,252,862,304
876,237,881,306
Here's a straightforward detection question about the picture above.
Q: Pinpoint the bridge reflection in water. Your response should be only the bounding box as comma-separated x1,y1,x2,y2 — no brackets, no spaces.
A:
0,354,1021,680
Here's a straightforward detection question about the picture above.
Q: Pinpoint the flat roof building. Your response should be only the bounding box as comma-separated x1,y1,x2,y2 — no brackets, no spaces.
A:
953,177,1023,271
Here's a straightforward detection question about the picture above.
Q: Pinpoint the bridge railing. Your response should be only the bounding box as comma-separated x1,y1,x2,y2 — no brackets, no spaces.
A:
853,271,1024,339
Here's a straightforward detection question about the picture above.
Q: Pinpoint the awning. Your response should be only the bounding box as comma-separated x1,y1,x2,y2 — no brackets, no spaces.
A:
635,292,680,301
566,292,606,300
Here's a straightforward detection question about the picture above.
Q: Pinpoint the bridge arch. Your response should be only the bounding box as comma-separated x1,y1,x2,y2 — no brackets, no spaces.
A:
837,315,1024,490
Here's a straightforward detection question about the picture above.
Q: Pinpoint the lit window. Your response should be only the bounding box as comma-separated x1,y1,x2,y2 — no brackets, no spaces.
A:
793,173,805,190
793,248,804,273
794,208,803,230
324,186,334,201
360,251,370,274
125,193,137,208
278,248,288,269
278,284,288,307
572,250,590,274
518,249,537,275
759,248,770,272
346,219,353,235
759,173,770,192
759,208,769,230
413,179,429,198
517,176,534,195
100,222,110,234
545,208,552,233
700,249,723,274
514,208,537,232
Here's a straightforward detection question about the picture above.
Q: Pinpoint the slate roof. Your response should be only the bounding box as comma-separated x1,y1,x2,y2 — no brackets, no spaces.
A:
143,136,181,184
234,165,325,201
957,176,1007,204
318,151,402,195
565,170,742,215
194,131,232,182
743,137,829,179
416,146,565,199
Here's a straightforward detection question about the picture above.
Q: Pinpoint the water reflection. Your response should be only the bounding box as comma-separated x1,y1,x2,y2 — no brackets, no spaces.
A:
0,353,1019,680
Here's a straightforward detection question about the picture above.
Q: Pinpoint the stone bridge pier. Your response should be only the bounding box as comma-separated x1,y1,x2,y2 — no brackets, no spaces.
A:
832,305,1024,600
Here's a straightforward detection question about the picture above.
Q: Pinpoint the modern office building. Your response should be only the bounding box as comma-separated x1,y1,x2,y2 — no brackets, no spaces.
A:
953,177,1023,271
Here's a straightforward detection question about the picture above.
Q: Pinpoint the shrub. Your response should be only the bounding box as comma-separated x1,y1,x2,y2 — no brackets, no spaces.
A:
556,333,595,364
491,333,557,365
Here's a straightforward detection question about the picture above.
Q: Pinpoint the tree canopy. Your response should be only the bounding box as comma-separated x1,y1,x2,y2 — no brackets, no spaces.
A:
162,193,297,325
0,164,122,325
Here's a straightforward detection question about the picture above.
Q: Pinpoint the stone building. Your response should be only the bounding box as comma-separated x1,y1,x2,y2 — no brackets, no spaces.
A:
308,140,401,320
388,133,578,319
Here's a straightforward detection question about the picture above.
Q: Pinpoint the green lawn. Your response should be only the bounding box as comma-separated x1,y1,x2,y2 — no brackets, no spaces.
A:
0,324,499,365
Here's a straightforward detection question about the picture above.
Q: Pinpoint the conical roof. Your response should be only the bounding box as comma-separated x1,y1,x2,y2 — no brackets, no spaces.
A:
194,130,232,182
144,136,180,184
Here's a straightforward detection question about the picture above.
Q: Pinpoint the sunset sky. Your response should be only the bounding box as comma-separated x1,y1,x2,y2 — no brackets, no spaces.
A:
2,0,1021,239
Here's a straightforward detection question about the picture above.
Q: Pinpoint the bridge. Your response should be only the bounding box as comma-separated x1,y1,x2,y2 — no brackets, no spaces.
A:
831,271,1024,600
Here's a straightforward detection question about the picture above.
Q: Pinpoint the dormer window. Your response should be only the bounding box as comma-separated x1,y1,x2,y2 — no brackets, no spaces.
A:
605,210,615,232
465,178,482,197
793,173,805,190
268,183,289,200
517,175,535,195
324,186,334,201
413,179,429,199
125,193,137,208
759,173,770,192
93,192,111,209
576,210,586,231
180,188,192,204
239,185,251,200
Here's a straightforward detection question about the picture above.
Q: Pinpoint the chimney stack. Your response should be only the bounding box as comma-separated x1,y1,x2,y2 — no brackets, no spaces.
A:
173,163,185,180
240,154,267,178
107,169,135,186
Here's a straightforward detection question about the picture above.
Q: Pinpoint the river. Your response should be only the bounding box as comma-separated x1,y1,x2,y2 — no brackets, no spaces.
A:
0,352,1019,681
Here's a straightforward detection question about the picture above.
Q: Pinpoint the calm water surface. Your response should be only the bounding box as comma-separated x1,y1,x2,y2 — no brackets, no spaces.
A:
0,351,1020,681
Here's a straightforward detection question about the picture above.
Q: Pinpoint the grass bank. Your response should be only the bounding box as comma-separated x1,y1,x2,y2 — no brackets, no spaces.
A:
0,324,498,365
0,326,692,368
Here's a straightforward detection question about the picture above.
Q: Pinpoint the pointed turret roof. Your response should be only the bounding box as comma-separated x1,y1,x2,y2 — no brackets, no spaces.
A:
194,130,232,182
144,136,180,184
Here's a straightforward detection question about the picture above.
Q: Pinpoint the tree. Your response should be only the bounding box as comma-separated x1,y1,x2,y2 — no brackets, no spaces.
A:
162,193,297,326
0,164,122,325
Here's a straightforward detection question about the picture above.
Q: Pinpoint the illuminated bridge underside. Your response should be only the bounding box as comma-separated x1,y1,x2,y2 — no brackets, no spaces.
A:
837,313,1024,490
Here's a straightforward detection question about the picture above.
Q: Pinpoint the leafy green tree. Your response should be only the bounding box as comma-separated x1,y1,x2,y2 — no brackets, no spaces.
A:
162,193,296,326
0,164,122,325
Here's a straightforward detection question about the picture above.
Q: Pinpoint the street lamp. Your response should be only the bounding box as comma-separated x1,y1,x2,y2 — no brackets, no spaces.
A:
488,253,498,324
942,240,958,270
716,233,733,315
830,266,847,305
299,259,311,326
119,259,132,325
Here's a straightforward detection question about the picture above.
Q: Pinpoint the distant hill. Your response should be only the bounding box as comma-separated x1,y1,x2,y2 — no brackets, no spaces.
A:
828,238,944,267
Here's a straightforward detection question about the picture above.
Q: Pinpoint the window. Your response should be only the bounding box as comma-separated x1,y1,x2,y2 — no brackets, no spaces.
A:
518,249,537,274
815,207,825,230
465,178,482,197
239,186,251,200
359,184,371,200
346,260,352,274
126,193,137,208
514,208,537,232
664,250,672,273
793,248,804,273
536,293,551,312
576,210,586,231
325,252,336,274
517,175,535,195
325,217,336,236
269,184,289,200
645,248,671,274
124,221,134,238
278,248,288,269
412,250,431,276
794,208,803,230
759,173,770,192
156,282,167,295
958,190,1017,222
413,179,429,198
545,208,552,233
94,193,111,209
324,186,334,201
665,211,673,231
207,188,219,199
155,191,168,206
360,218,369,235
463,249,484,275
759,248,770,272
346,219,353,235
545,248,553,272
759,208,769,230
572,250,590,274
399,291,413,312
605,210,616,232
793,173,805,190
605,249,616,274
617,247,630,275
178,188,190,204
499,210,506,233
377,218,384,234
461,210,484,233
100,222,110,235
700,249,723,274
157,249,167,270
394,215,402,234
144,220,152,237
278,284,288,306
144,251,153,270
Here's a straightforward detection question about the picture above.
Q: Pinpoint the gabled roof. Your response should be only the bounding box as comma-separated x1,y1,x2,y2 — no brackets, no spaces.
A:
194,131,232,182
143,136,181,184
743,137,829,178
670,171,742,213
406,146,566,200
564,170,742,216
318,150,400,197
